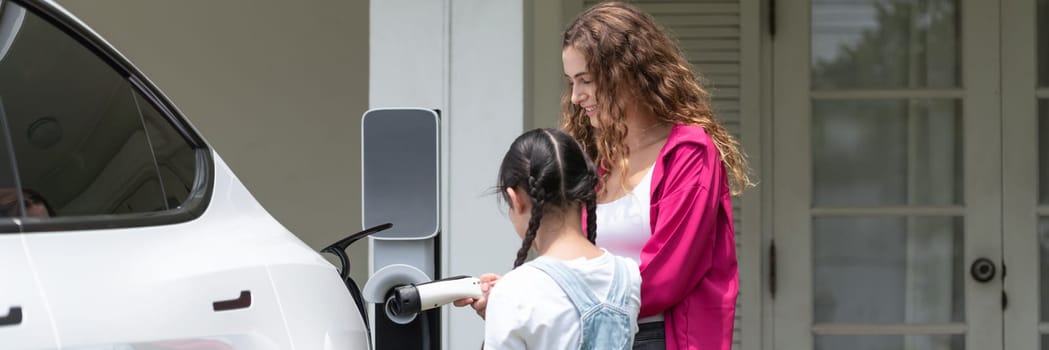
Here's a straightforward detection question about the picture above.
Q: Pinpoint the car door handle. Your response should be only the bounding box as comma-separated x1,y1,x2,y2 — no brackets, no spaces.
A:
212,291,251,312
0,306,22,326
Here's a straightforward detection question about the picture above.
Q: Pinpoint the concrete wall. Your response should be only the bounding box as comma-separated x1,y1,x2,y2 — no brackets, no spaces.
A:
447,1,525,347
57,0,371,284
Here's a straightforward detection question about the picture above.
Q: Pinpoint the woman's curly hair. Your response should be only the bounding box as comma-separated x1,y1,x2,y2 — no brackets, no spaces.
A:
561,1,753,195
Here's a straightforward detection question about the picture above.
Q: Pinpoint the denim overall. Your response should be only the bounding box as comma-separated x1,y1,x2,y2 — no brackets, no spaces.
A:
529,256,637,350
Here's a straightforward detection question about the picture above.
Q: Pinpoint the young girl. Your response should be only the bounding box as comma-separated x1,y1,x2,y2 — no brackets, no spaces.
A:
482,128,642,350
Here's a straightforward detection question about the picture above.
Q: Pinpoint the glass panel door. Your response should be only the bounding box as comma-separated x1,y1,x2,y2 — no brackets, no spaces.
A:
773,0,1003,349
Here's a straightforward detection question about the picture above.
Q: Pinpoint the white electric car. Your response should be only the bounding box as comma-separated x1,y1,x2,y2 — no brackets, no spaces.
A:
0,0,371,348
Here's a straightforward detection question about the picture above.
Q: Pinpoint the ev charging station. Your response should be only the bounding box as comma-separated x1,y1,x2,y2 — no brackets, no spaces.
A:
361,108,442,349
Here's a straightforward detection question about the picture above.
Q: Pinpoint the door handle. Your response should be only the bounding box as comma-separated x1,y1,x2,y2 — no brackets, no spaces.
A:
0,306,22,326
970,258,996,283
212,291,251,312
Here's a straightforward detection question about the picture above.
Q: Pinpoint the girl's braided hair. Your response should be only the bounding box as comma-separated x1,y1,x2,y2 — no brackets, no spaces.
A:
497,128,599,268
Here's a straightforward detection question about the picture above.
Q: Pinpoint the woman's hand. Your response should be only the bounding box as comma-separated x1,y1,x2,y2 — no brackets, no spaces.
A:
452,273,501,319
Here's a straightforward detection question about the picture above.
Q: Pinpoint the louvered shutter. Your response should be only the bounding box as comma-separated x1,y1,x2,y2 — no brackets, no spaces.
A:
581,1,745,348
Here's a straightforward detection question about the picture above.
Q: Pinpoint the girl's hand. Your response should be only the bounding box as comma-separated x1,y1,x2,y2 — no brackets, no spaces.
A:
452,273,501,319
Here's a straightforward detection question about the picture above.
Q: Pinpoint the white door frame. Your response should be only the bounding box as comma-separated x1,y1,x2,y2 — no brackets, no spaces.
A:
1002,0,1041,348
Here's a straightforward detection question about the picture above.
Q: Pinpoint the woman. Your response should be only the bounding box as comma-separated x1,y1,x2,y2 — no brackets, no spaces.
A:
561,3,751,349
460,2,751,349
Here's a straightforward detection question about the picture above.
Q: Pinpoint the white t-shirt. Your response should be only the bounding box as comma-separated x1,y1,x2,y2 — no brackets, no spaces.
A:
483,251,641,350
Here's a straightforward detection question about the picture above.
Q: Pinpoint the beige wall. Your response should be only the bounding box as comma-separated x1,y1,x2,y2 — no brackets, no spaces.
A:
525,0,572,131
57,0,371,283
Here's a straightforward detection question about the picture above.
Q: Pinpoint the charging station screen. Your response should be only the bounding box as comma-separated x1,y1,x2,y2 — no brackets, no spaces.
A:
362,109,439,239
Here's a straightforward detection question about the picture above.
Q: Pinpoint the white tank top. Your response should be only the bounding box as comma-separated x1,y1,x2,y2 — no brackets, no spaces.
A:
595,167,653,268
595,166,663,323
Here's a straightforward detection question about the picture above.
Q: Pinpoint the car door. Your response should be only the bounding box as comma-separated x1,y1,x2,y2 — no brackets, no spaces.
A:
0,97,57,348
0,234,58,349
0,1,292,348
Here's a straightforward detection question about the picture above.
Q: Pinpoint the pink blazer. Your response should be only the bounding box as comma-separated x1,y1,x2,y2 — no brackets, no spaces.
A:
643,124,738,350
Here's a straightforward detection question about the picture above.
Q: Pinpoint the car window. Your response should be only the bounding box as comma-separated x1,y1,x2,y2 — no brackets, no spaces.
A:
134,91,197,210
0,98,24,222
0,1,197,220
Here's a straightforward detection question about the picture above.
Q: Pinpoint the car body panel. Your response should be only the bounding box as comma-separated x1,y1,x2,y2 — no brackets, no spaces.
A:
0,234,59,348
22,154,295,348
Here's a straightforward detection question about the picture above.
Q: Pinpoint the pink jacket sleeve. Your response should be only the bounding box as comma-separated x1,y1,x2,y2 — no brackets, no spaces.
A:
639,141,721,317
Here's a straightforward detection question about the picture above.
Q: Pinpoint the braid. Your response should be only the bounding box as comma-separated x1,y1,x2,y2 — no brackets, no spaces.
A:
500,128,601,268
514,176,547,268
585,195,597,244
